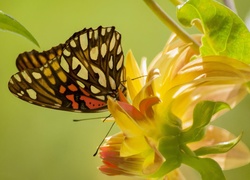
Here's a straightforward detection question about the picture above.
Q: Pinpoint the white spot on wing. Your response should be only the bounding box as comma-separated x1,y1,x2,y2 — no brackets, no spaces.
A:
91,65,107,87
32,72,42,79
101,28,106,36
109,56,113,69
21,71,32,83
73,110,81,112
116,33,120,40
72,57,88,80
109,76,116,90
109,34,116,51
107,27,111,32
95,95,105,101
90,85,101,94
117,45,122,54
9,79,14,84
101,43,107,57
89,31,93,38
26,89,37,99
76,80,85,88
94,29,98,39
40,66,44,71
120,69,125,82
17,90,24,97
60,56,70,73
70,40,76,47
80,33,88,51
14,74,21,82
54,103,61,107
90,46,98,60
116,55,124,71
72,57,80,69
63,49,71,56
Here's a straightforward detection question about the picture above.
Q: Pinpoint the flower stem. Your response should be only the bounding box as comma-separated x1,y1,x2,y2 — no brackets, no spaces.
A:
144,0,200,53
181,144,196,157
169,0,183,6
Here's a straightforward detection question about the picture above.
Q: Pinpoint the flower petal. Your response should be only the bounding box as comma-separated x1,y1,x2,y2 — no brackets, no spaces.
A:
163,168,186,180
188,126,250,170
99,132,145,176
107,97,144,136
139,96,161,119
120,136,150,156
125,50,143,100
158,56,250,125
133,68,160,109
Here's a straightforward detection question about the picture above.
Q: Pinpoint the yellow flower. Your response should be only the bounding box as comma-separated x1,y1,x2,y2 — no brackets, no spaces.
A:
99,34,250,179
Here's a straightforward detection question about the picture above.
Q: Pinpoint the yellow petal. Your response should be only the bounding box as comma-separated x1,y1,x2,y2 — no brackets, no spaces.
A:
170,81,247,127
125,50,143,99
108,97,144,136
172,56,250,88
158,56,250,125
120,136,150,156
117,100,158,132
142,138,165,175
99,132,146,176
127,76,139,101
133,69,160,109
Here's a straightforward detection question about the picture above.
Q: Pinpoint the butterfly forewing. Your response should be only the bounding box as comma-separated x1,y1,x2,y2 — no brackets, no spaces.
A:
60,27,125,102
8,26,126,112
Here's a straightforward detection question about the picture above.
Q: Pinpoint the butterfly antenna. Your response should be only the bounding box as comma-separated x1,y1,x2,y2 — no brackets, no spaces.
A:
93,120,115,156
131,75,147,81
121,75,147,83
73,116,108,122
102,114,112,122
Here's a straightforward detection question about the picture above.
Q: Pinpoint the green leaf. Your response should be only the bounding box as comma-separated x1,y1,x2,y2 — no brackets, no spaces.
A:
177,0,250,63
181,153,226,180
151,136,182,178
192,101,229,128
194,133,243,156
161,109,182,136
182,101,230,143
149,108,183,178
0,11,39,47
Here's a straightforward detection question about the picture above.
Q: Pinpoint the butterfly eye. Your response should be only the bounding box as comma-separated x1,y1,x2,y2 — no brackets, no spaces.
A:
8,26,126,112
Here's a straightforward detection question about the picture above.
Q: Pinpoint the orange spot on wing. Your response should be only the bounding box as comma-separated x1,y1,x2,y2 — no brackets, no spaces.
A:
68,84,78,92
59,85,66,94
80,96,106,109
80,87,90,96
66,94,79,109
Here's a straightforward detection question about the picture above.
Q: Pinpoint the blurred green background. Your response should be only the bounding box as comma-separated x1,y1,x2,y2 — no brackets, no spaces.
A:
1,0,250,179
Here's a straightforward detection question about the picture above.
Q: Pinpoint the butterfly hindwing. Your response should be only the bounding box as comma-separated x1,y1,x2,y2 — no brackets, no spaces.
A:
16,44,64,71
8,26,125,112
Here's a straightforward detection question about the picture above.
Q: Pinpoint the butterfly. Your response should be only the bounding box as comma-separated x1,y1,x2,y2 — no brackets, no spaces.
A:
8,26,126,112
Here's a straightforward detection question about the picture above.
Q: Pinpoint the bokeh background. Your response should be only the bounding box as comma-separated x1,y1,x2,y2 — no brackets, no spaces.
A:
1,0,250,179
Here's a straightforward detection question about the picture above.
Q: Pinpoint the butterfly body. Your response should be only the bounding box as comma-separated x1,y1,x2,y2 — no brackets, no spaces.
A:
8,26,126,112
